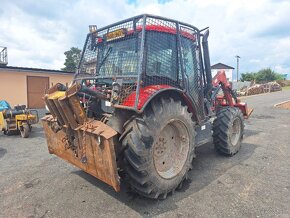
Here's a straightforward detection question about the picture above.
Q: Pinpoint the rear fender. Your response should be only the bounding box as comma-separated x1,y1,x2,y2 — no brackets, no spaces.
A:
121,85,200,122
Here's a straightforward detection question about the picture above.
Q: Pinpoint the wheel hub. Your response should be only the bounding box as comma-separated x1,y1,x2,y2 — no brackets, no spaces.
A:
153,119,190,179
230,117,241,146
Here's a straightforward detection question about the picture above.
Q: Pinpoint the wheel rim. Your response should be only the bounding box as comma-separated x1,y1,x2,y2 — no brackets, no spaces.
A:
230,117,241,146
153,119,190,179
20,127,25,137
20,124,29,138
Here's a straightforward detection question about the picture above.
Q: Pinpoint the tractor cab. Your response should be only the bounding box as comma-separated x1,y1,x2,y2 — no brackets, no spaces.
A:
74,16,205,121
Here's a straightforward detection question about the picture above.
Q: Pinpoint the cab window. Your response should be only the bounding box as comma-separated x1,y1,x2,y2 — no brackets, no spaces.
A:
145,32,178,81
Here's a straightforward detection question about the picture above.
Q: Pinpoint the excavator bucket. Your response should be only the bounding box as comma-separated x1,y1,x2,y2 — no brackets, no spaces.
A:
41,84,120,192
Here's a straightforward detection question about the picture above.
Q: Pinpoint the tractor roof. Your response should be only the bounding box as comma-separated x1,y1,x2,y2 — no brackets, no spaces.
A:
92,14,200,43
96,24,197,43
96,14,200,33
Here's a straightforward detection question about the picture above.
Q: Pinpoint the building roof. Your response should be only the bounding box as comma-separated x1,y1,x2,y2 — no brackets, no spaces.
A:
0,65,74,75
211,63,235,70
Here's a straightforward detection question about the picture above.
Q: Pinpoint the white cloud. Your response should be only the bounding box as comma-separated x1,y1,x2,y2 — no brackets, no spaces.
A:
0,0,290,76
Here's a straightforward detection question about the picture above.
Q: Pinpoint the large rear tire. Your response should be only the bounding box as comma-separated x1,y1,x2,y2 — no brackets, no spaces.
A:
213,107,244,156
121,97,195,199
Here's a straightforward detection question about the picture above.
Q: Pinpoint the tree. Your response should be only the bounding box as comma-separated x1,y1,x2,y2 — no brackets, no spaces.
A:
61,47,81,72
240,72,256,82
255,68,283,83
240,68,284,83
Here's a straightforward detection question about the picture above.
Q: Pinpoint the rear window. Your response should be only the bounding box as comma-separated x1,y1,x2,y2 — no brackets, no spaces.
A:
145,32,178,81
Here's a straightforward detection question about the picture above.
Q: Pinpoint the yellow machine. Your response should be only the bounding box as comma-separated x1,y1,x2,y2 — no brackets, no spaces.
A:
0,102,38,138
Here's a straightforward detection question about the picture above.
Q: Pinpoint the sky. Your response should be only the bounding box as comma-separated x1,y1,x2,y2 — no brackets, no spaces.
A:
0,0,290,78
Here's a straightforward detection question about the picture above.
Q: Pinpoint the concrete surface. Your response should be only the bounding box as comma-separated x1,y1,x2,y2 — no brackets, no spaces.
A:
1,90,290,218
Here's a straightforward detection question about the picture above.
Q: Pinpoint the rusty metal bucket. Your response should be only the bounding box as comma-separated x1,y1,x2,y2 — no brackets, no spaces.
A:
42,84,120,191
245,107,254,119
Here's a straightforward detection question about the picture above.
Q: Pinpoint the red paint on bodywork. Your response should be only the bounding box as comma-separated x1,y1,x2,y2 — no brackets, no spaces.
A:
141,25,196,41
122,85,173,109
212,70,234,107
213,70,253,118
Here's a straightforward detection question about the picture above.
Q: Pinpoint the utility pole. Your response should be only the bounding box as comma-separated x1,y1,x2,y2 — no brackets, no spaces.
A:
0,46,8,66
235,55,240,82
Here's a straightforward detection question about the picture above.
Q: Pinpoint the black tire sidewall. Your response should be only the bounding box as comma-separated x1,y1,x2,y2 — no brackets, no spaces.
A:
213,107,244,155
123,97,196,196
147,110,195,192
228,113,243,150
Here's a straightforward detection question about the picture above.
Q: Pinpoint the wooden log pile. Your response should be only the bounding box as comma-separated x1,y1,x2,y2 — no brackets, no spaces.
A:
246,84,265,95
267,81,282,92
237,81,282,96
276,80,290,87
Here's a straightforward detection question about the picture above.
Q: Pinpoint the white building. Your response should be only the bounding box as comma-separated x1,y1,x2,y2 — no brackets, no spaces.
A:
211,63,235,82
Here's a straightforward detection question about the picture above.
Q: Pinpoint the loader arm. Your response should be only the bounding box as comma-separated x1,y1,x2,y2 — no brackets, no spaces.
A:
212,70,253,118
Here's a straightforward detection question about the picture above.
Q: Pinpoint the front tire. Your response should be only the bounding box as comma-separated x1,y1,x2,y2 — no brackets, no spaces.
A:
121,97,196,199
213,107,244,156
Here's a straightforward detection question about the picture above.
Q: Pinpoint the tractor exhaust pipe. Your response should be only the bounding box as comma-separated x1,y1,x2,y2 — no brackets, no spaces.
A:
202,30,213,98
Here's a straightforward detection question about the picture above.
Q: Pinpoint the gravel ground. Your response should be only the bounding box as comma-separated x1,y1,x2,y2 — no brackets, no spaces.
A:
0,90,290,218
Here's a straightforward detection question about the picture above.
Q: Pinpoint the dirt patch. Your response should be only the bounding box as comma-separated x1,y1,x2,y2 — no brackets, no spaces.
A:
275,100,290,110
0,148,7,158
251,115,274,119
24,178,41,188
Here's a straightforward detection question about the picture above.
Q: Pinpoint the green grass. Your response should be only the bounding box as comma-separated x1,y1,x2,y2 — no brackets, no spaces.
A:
282,86,290,90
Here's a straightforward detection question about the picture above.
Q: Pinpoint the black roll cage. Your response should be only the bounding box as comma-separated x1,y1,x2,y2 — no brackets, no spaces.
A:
74,14,212,120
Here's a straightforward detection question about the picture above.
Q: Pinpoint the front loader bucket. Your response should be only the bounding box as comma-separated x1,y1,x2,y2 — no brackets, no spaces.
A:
234,100,253,119
245,107,253,119
42,84,120,192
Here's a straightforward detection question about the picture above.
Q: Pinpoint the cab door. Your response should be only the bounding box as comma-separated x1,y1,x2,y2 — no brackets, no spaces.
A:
181,37,205,120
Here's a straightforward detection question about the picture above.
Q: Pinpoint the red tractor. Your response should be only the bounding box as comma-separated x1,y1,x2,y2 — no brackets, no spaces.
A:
42,14,252,199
